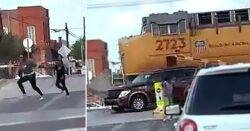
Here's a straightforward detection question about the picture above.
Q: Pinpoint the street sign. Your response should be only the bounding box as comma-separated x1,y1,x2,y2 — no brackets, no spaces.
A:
23,38,33,59
23,38,33,48
58,45,71,58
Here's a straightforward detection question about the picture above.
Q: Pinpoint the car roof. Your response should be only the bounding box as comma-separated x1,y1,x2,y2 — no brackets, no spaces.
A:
140,66,198,75
197,63,250,76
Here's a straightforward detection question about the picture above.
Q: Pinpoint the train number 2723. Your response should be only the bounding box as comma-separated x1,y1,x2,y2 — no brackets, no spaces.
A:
155,38,186,51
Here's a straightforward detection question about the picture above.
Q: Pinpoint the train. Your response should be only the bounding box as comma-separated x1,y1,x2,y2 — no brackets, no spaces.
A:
119,8,250,80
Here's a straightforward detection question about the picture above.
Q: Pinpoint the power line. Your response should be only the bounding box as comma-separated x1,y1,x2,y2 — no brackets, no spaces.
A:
69,31,82,39
50,28,65,32
69,28,83,30
87,0,183,9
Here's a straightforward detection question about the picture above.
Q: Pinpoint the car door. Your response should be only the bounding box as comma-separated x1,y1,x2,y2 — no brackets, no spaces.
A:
172,68,196,102
147,71,167,103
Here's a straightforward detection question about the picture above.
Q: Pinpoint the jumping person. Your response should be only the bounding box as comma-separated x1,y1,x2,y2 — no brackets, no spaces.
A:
55,60,69,96
17,55,44,100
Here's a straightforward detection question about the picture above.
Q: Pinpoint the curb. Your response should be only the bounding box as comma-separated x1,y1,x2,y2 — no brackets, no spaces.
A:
87,106,111,111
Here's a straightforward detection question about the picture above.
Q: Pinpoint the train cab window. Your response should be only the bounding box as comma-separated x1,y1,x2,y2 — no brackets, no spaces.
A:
154,21,186,35
152,23,160,35
169,24,178,34
159,25,168,35
235,9,249,22
198,13,212,25
217,11,230,23
179,20,186,33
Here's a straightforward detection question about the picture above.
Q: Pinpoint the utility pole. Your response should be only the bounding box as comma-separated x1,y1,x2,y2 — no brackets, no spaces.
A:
82,17,85,63
65,23,69,48
65,23,70,75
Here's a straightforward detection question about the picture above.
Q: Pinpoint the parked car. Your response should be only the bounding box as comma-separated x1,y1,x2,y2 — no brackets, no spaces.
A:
104,66,198,112
166,63,250,131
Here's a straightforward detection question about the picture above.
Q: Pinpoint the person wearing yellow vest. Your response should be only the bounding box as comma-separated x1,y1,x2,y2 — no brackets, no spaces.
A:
153,82,166,113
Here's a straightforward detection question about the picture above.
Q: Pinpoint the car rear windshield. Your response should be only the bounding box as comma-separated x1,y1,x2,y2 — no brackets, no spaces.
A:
186,72,250,115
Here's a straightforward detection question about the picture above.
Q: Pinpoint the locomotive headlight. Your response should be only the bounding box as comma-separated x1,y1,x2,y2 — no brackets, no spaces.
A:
119,90,131,98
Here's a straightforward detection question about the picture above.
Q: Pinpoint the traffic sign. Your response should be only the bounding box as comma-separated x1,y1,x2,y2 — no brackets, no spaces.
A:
23,38,33,48
58,45,71,58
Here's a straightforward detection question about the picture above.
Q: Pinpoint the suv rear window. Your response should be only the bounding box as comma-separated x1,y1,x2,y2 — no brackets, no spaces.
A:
150,68,196,82
186,72,250,115
132,74,151,84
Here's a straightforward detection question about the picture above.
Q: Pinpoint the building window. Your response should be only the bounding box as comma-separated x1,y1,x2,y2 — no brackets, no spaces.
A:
198,13,212,25
179,20,186,33
43,22,46,42
87,59,96,77
159,25,168,35
235,9,249,22
217,11,230,23
27,26,36,44
3,27,9,34
169,24,178,34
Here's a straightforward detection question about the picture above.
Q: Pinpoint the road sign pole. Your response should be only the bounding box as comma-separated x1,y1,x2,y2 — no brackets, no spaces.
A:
27,38,30,60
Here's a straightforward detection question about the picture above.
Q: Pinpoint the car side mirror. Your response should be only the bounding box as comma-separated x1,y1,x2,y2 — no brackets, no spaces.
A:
165,105,181,115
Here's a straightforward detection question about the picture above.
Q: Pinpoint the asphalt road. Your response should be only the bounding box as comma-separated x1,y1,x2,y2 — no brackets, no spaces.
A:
87,109,175,131
0,75,85,131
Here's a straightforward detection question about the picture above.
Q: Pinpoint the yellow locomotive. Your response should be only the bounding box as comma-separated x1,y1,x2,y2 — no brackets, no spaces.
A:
119,8,250,79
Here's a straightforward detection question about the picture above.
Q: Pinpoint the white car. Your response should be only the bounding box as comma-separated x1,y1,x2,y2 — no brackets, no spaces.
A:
166,63,250,131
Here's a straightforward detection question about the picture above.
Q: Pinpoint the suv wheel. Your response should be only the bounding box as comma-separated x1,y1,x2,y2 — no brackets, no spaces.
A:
131,95,146,111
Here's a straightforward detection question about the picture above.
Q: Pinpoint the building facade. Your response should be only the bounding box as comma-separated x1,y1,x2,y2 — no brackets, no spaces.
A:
87,39,109,76
1,6,51,64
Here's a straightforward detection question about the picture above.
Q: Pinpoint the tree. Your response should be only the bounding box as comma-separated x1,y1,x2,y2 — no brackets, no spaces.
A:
0,33,25,63
70,38,84,60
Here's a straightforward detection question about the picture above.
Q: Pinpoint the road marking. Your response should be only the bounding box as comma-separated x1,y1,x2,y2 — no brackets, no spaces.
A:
57,115,85,120
38,94,64,111
0,114,85,127
87,106,110,110
2,96,20,100
58,127,86,131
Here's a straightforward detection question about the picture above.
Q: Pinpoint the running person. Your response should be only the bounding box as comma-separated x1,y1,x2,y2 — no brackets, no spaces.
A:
55,60,69,96
17,55,44,100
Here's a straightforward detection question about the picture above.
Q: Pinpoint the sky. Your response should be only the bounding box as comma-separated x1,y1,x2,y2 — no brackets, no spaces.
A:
2,0,250,66
87,0,250,65
0,0,86,45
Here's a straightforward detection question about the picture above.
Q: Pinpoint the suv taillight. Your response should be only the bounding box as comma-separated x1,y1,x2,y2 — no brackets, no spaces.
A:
179,119,197,131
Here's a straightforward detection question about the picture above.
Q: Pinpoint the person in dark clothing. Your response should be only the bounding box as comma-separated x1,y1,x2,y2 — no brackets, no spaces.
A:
55,60,69,96
17,55,44,100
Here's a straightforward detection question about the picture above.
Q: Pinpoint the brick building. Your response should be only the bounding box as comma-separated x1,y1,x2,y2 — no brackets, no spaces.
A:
1,6,51,64
87,39,109,76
